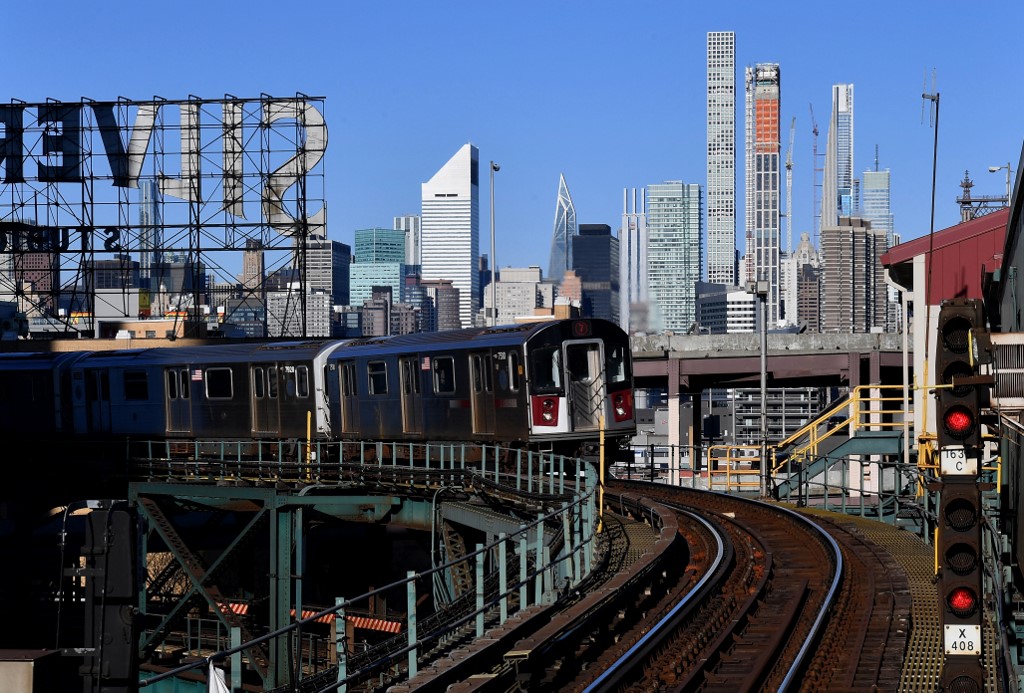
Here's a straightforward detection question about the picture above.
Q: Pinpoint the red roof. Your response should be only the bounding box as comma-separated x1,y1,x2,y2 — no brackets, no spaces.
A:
881,208,1006,304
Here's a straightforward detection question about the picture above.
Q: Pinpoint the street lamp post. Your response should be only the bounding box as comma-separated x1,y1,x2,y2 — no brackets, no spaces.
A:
989,162,1012,206
489,161,500,327
747,280,770,498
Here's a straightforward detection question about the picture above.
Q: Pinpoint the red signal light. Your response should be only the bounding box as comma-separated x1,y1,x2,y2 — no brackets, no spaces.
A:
947,586,978,618
943,406,976,439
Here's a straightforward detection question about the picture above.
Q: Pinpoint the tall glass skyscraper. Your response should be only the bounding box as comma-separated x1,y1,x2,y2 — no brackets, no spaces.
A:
707,31,736,286
822,83,855,226
548,173,577,281
421,144,480,328
394,214,421,268
861,168,893,248
619,187,648,332
745,63,782,325
646,181,703,332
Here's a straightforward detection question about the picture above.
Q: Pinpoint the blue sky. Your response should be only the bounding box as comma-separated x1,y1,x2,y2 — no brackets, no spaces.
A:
5,1,1024,275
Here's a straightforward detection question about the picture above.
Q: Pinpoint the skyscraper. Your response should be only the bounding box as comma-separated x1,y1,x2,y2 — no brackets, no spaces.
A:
862,167,893,248
619,188,648,332
707,31,737,286
572,224,620,323
744,63,782,325
421,143,480,329
548,173,577,281
351,227,405,307
820,216,886,333
139,180,162,288
240,239,264,296
394,214,421,268
304,233,351,306
822,83,854,227
646,181,703,332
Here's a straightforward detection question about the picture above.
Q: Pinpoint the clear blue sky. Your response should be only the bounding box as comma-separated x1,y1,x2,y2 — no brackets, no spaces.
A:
5,1,1023,275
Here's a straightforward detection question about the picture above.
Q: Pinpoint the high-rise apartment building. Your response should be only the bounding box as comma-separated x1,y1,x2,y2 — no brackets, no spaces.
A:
820,216,887,333
240,239,264,296
421,143,480,329
707,31,737,286
394,215,421,268
548,173,577,281
646,182,703,332
572,224,620,323
619,188,648,332
822,84,855,227
744,63,782,325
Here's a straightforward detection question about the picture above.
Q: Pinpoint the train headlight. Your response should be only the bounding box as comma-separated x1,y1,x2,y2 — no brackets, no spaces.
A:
542,398,556,421
611,389,633,423
531,396,560,427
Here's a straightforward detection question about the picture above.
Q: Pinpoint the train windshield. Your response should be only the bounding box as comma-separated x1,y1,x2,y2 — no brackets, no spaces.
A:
530,346,562,392
605,344,630,385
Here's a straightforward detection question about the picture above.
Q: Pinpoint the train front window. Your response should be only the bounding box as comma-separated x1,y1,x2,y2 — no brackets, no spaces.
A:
605,345,629,384
530,347,562,392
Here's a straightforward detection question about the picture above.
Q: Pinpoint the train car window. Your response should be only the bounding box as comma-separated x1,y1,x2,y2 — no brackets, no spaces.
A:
284,368,296,398
166,370,178,400
368,361,388,395
268,367,278,398
530,347,562,390
100,372,110,401
433,357,455,394
253,367,265,399
472,355,483,392
567,347,593,383
509,352,522,391
341,362,357,396
123,370,149,401
205,368,233,400
606,345,628,384
483,355,493,392
296,366,309,397
180,370,190,399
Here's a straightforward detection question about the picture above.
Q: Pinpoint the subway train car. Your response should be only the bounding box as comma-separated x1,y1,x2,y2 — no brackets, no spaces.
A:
0,319,635,455
322,318,635,451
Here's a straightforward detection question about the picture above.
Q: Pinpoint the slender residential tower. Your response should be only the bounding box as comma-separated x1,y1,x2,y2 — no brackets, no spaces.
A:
548,174,577,281
822,83,854,227
744,63,782,325
707,31,737,286
421,144,480,328
646,181,703,332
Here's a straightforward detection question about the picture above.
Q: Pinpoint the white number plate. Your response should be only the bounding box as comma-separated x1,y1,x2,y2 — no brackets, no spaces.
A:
940,446,977,476
944,624,981,655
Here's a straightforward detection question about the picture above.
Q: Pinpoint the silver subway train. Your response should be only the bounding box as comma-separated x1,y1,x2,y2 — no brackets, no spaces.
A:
0,319,635,455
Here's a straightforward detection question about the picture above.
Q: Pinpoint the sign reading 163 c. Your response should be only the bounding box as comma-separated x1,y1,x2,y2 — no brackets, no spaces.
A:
940,446,978,476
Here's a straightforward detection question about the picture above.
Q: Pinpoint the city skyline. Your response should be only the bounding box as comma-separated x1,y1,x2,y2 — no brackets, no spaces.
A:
1,2,1022,280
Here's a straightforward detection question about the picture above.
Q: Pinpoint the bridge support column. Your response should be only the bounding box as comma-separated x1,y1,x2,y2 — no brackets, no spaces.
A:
668,358,681,482
689,391,704,476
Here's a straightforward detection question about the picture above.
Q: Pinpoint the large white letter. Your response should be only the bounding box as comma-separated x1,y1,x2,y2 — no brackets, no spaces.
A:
261,99,327,236
160,102,201,202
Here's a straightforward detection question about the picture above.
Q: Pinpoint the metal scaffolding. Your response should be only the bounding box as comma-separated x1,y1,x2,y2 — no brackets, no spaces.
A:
0,94,327,338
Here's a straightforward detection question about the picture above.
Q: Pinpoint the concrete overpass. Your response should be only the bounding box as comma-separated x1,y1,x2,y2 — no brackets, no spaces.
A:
628,332,910,470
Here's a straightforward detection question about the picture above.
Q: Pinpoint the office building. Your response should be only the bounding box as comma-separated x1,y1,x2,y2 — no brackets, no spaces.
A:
355,228,406,264
420,279,461,332
481,266,555,325
548,173,577,281
620,188,648,332
707,31,737,286
862,167,893,249
646,181,703,332
267,289,332,338
303,233,351,306
744,63,782,325
572,224,620,323
421,143,480,328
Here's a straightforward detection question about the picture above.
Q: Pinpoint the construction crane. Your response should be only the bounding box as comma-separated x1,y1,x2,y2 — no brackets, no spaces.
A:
785,116,796,255
809,103,821,247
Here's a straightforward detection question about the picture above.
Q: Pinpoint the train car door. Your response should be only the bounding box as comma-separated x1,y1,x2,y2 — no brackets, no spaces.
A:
470,352,495,435
250,365,280,435
564,341,606,432
85,369,112,433
164,368,192,433
399,356,422,434
338,360,359,434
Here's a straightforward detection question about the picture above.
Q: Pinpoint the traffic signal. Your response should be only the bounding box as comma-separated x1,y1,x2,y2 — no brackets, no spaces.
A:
935,299,985,454
935,298,989,690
